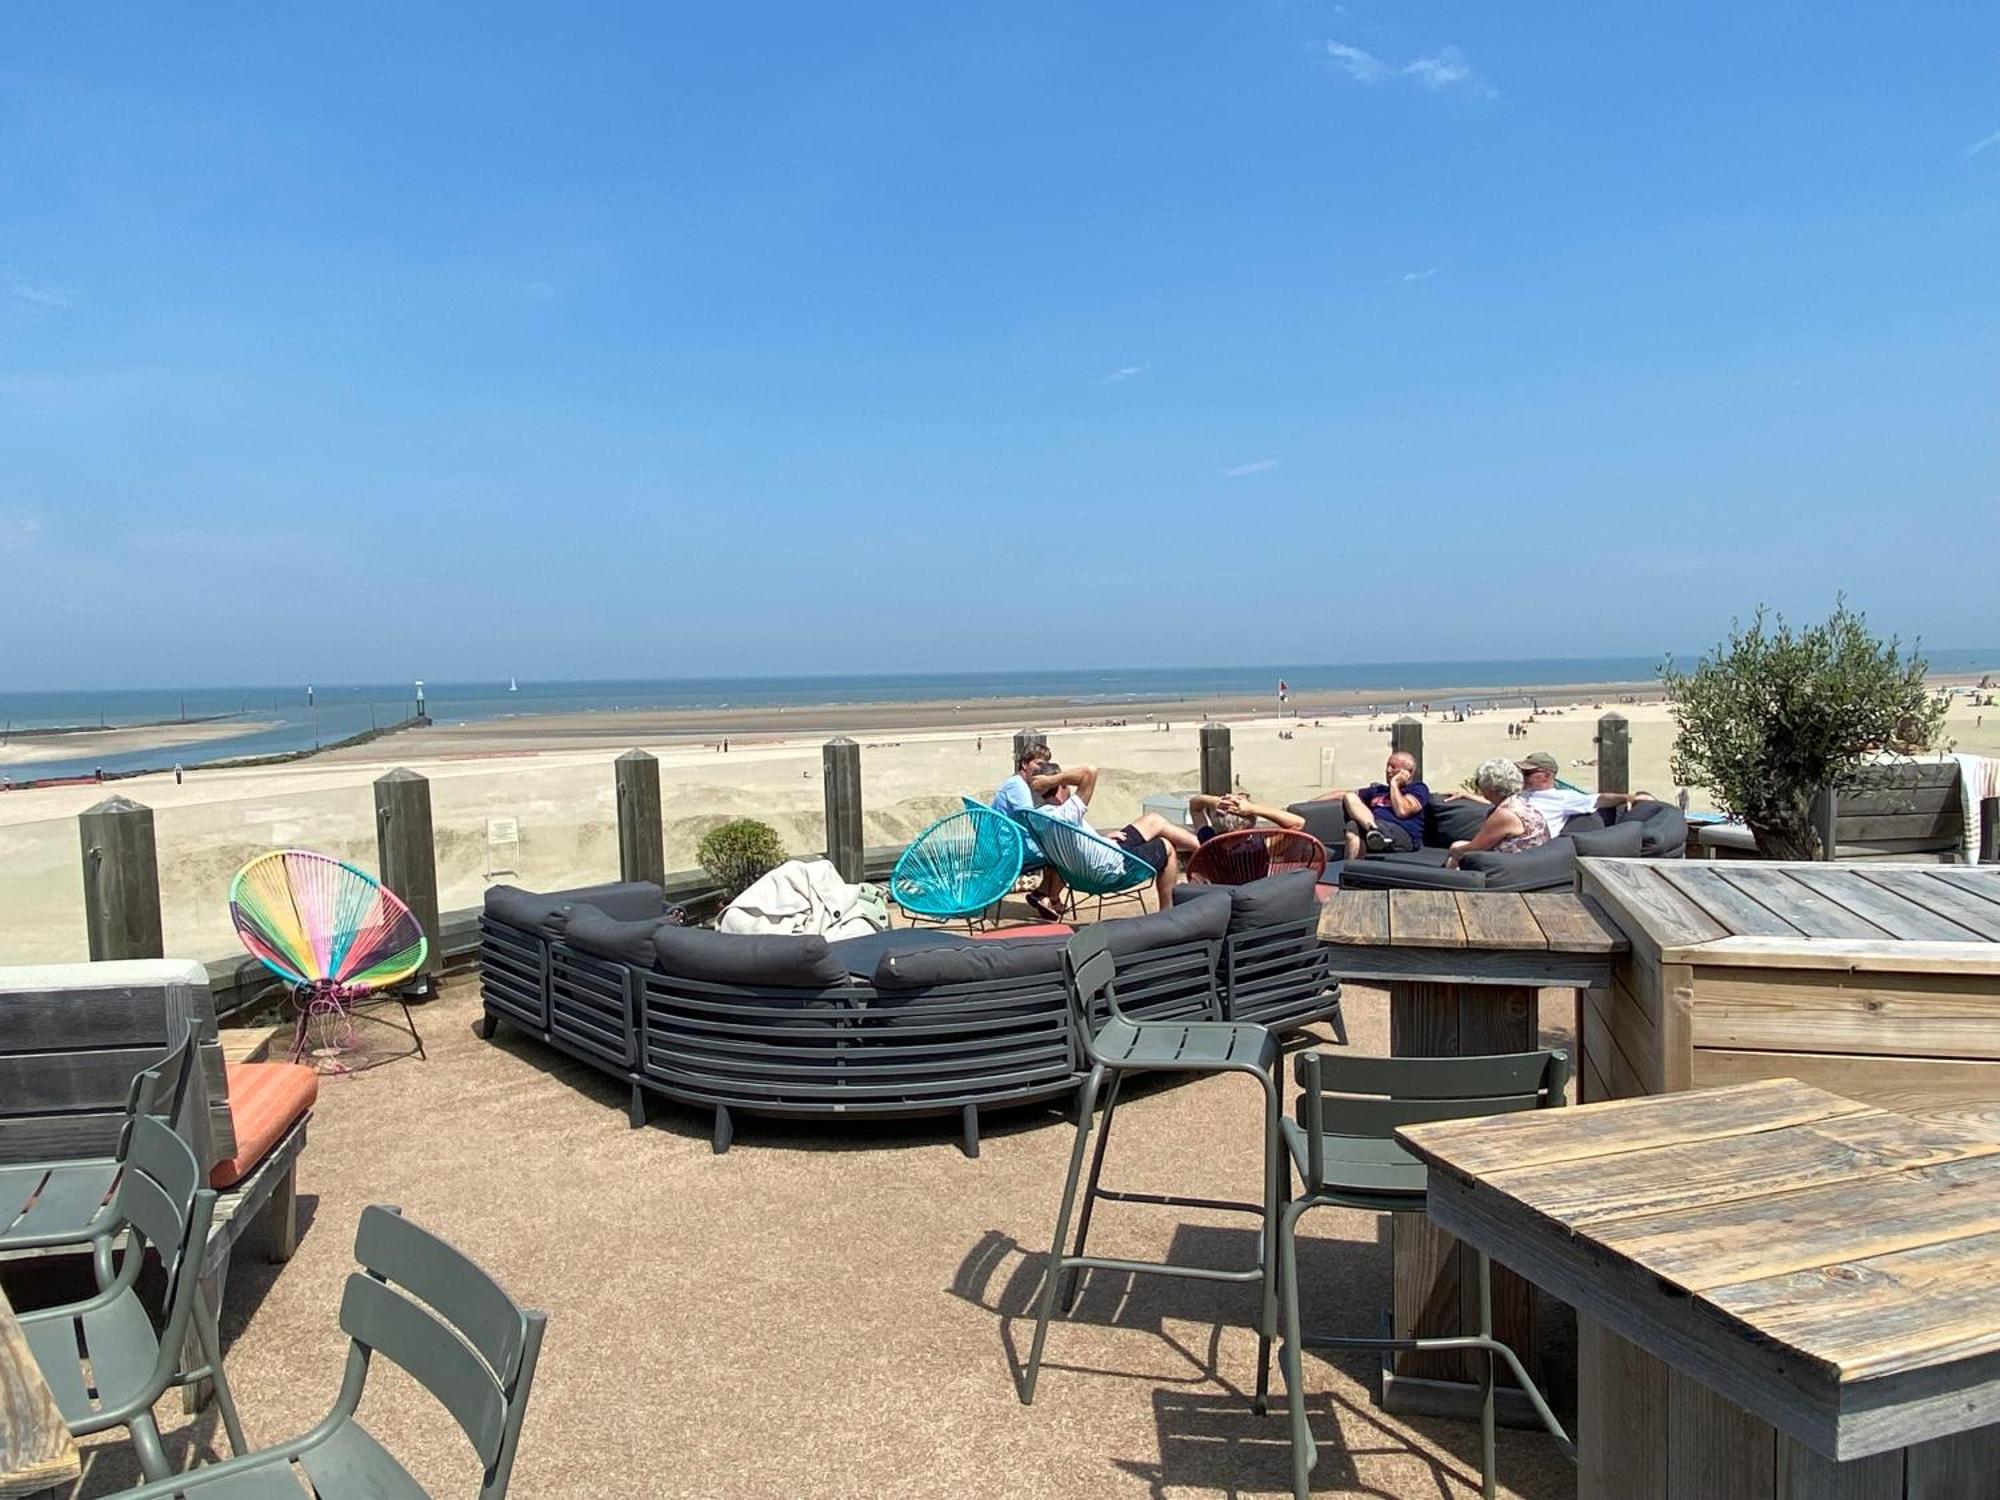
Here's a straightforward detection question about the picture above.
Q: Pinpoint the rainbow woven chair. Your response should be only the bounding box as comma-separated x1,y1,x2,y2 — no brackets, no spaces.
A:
230,850,430,1073
1185,827,1328,887
1024,807,1159,920
891,805,1025,929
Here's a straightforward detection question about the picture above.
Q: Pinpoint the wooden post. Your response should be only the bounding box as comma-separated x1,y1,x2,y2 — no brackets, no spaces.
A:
1199,722,1232,795
78,796,164,960
374,769,441,985
1981,796,1998,864
1012,728,1043,763
1391,717,1424,779
614,750,665,886
1595,711,1630,794
822,737,864,882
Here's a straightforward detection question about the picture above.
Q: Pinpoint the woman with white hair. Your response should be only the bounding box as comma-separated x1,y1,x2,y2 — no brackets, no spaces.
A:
1443,757,1552,868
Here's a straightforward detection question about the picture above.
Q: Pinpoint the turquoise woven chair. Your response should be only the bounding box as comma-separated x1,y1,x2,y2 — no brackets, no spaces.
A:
891,806,1025,928
965,794,1047,875
1024,807,1158,919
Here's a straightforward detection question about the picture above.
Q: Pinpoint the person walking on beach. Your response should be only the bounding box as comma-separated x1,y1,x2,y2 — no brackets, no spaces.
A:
1311,750,1429,860
173,763,183,785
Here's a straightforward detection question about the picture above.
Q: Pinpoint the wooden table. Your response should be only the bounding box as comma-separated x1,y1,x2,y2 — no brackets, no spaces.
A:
1577,860,2000,1138
1316,888,1624,1421
0,1282,78,1499
1399,1079,2000,1498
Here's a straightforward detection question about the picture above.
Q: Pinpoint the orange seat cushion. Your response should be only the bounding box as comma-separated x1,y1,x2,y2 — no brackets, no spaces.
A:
974,922,1074,941
210,1062,317,1189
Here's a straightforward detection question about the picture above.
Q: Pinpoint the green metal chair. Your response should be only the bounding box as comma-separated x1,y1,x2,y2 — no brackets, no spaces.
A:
15,1111,249,1479
0,1019,198,1284
1021,925,1284,1414
103,1204,549,1500
1277,1049,1575,1500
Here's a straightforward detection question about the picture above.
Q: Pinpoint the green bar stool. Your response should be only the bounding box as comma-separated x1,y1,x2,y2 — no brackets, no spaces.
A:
1020,924,1285,1413
1277,1048,1577,1500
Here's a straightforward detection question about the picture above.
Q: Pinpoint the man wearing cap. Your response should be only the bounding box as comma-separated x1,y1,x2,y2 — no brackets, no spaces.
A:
1517,751,1649,834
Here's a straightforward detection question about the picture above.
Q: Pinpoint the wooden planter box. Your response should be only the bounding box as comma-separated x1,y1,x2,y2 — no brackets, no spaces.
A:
1576,859,2000,1139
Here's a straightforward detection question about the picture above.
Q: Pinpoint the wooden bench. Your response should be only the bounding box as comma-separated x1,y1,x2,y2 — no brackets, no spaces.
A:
0,960,311,1412
1698,760,1996,862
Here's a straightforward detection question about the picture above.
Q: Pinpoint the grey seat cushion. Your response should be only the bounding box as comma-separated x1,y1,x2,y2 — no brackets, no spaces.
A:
485,881,667,937
1459,839,1578,892
652,925,854,989
1567,820,1646,858
564,904,672,967
1617,800,1689,857
1099,893,1231,954
875,936,1068,989
1425,798,1492,846
825,928,968,979
1211,870,1320,932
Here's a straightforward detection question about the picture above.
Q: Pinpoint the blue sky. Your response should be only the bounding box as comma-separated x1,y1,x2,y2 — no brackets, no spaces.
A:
3,3,1997,688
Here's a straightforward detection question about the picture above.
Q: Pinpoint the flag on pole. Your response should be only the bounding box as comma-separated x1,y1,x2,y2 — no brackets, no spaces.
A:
1278,680,1289,704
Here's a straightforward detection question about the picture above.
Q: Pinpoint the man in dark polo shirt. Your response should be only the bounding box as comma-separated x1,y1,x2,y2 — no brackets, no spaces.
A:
1312,749,1430,861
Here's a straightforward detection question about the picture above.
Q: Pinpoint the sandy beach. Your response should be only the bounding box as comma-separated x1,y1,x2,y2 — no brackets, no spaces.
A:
0,718,279,767
3,682,1994,968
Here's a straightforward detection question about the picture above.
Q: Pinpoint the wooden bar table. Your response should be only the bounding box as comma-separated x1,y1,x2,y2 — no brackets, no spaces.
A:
0,1282,79,1499
1399,1079,2000,1499
1577,859,2000,1138
1316,887,1624,1421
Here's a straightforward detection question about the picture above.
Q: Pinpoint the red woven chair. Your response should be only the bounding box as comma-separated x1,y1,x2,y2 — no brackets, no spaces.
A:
1185,827,1328,886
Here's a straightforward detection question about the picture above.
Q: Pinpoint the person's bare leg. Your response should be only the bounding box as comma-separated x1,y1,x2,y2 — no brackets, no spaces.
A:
1155,857,1177,909
1128,812,1198,853
1344,828,1365,861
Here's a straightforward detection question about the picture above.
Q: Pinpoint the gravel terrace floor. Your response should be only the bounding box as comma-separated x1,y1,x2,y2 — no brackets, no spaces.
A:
26,961,1582,1500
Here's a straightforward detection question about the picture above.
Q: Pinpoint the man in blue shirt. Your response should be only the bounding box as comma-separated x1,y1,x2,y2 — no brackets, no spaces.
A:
993,740,1082,921
1312,750,1430,860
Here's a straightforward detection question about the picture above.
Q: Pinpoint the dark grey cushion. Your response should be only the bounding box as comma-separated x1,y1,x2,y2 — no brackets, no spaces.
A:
563,904,670,967
1100,893,1231,955
1562,810,1607,836
1337,857,1488,890
1567,820,1646,858
1425,798,1492,846
1287,800,1349,849
1617,800,1689,857
651,925,852,989
826,928,968,979
1459,839,1578,892
875,936,1067,989
484,881,667,938
1219,870,1320,932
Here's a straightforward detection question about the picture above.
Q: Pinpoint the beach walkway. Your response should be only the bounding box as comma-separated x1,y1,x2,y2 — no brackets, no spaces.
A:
31,974,1577,1499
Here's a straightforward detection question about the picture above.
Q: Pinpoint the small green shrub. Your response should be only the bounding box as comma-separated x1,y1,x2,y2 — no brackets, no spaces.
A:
696,818,788,903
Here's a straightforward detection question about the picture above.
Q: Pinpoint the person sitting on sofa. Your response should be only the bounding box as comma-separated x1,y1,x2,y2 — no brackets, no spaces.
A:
1036,764,1193,909
1310,750,1430,860
1188,792,1307,841
1444,758,1552,868
1516,750,1650,833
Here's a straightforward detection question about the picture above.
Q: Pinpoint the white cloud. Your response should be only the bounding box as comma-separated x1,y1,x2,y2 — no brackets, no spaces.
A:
8,282,73,309
1400,267,1440,283
1967,130,2000,159
1223,458,1280,477
1099,364,1148,383
1324,39,1492,97
1324,41,1388,83
0,510,45,550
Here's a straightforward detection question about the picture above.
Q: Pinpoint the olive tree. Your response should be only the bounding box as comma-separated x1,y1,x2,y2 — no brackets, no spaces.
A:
1662,601,1945,860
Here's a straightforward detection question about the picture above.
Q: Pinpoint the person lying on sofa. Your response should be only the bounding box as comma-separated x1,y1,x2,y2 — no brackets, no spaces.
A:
994,739,1076,920
1308,750,1430,860
1036,764,1195,909
1444,758,1553,868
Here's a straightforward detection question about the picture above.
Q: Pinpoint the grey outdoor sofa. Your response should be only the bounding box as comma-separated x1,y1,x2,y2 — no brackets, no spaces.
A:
476,871,1340,1156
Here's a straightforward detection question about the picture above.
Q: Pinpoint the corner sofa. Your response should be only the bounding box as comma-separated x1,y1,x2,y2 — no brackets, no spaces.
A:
477,871,1340,1156
1286,796,1688,891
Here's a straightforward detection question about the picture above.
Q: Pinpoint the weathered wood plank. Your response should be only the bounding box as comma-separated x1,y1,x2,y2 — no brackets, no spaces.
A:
1580,858,1728,954
1775,1435,1902,1499
1904,1424,2000,1498
1386,889,1465,948
1666,1364,1776,1500
0,1283,79,1500
1712,866,1891,940
1578,1315,1667,1500
1315,889,1388,946
1857,867,2000,941
1521,891,1624,953
1673,936,2000,973
1926,865,2000,909
1658,864,1804,937
1690,967,2000,1061
1586,974,1664,1094
1389,981,1470,1384
1690,1049,2000,1135
0,1045,225,1114
1318,942,1613,989
1400,1078,1869,1179
1580,983,1651,1102
1785,866,1982,943
1455,982,1539,1389
1453,892,1546,950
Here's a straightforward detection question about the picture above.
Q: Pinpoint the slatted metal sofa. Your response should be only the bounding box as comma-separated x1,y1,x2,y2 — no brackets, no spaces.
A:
477,871,1341,1155
1696,759,1998,862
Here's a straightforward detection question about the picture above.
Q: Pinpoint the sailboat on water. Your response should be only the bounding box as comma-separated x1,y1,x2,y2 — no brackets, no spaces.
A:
508,676,518,692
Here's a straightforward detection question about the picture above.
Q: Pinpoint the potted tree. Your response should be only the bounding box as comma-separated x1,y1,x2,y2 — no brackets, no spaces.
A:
695,818,789,906
1663,600,1946,860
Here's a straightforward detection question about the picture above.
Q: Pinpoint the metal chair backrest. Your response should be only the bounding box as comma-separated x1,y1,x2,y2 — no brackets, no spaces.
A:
1185,828,1328,886
1060,925,1133,1065
1293,1048,1569,1190
107,1114,217,1369
336,1204,549,1500
890,806,1025,917
1025,808,1156,896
